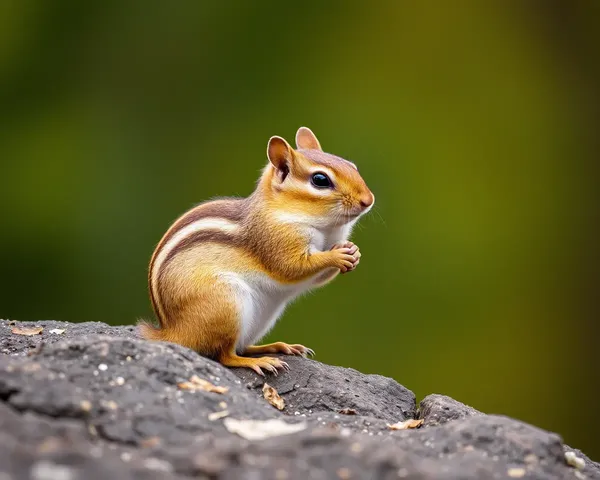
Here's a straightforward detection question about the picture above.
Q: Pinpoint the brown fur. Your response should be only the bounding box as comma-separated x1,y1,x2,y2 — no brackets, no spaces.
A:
140,128,373,374
147,198,248,326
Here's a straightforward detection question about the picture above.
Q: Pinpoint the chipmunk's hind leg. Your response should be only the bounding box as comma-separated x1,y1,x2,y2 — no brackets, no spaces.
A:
243,343,315,358
145,273,243,357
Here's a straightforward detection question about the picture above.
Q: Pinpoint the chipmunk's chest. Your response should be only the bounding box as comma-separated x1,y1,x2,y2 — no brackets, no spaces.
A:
309,224,352,251
228,223,355,350
227,271,313,350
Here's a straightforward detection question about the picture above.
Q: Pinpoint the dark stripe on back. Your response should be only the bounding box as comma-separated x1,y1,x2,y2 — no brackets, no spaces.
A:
156,229,240,315
160,198,247,249
148,197,248,325
149,198,247,275
161,229,239,272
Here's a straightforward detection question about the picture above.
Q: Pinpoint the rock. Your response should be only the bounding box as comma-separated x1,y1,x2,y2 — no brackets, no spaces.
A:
418,394,481,426
233,355,416,423
0,319,598,479
0,320,137,356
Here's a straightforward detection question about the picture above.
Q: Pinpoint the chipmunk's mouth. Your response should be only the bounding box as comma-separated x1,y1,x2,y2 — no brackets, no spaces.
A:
339,212,362,223
344,204,372,219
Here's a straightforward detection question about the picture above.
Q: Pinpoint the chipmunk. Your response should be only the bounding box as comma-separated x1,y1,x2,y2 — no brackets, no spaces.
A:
139,127,374,375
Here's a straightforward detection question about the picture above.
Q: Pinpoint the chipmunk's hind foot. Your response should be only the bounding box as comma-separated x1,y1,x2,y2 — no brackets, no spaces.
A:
219,350,289,376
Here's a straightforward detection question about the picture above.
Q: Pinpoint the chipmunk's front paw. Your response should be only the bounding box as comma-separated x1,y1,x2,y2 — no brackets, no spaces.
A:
274,342,315,357
330,241,361,273
244,342,315,358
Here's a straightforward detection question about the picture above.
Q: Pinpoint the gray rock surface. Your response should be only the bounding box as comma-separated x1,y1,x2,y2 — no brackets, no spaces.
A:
418,394,481,427
0,319,598,479
235,355,416,422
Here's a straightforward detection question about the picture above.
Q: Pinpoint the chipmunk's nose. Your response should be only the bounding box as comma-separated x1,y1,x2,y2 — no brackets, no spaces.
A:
359,193,374,209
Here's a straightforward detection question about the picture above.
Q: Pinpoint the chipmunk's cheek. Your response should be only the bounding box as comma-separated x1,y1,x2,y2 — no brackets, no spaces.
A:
341,194,354,209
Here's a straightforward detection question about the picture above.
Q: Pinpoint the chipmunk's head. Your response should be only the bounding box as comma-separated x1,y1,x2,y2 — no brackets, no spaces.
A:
263,127,374,228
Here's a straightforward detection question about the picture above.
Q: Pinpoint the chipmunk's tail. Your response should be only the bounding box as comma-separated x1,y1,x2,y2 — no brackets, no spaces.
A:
137,319,165,341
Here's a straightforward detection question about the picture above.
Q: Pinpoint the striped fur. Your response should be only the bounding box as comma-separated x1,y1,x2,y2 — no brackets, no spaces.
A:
148,198,248,326
140,127,374,374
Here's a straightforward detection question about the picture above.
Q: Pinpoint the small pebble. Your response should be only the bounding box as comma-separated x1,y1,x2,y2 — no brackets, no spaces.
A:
507,467,526,478
115,377,125,385
565,451,586,470
120,452,131,462
143,458,173,473
30,461,74,480
98,364,108,371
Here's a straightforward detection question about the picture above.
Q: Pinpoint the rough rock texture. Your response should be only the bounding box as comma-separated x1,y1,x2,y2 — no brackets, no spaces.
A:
0,319,598,479
235,355,416,423
417,394,481,427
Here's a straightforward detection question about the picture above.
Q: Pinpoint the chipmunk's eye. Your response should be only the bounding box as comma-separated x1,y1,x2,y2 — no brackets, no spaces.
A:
310,172,332,189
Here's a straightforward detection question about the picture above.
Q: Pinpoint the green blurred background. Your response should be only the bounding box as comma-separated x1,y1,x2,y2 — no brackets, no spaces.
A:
1,1,598,458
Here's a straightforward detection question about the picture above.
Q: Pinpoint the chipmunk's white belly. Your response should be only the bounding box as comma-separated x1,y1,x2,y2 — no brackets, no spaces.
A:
221,222,355,352
220,271,318,352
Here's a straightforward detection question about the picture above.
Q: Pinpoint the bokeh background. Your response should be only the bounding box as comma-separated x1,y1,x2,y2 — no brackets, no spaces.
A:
1,1,598,458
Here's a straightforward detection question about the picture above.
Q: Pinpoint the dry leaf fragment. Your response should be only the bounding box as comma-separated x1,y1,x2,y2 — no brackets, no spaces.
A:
177,381,197,391
339,408,357,415
223,418,306,441
263,383,285,410
140,436,162,448
387,419,424,430
49,328,65,335
177,375,228,394
208,410,230,421
11,326,43,336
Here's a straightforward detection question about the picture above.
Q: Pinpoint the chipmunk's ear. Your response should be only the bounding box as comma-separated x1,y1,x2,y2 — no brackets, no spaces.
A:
267,136,294,178
295,126,322,151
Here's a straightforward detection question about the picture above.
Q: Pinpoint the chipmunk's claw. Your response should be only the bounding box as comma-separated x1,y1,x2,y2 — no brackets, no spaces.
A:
285,344,314,358
220,353,288,376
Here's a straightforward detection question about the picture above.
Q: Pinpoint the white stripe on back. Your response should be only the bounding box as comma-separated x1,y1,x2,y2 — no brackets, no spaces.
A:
151,217,240,288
